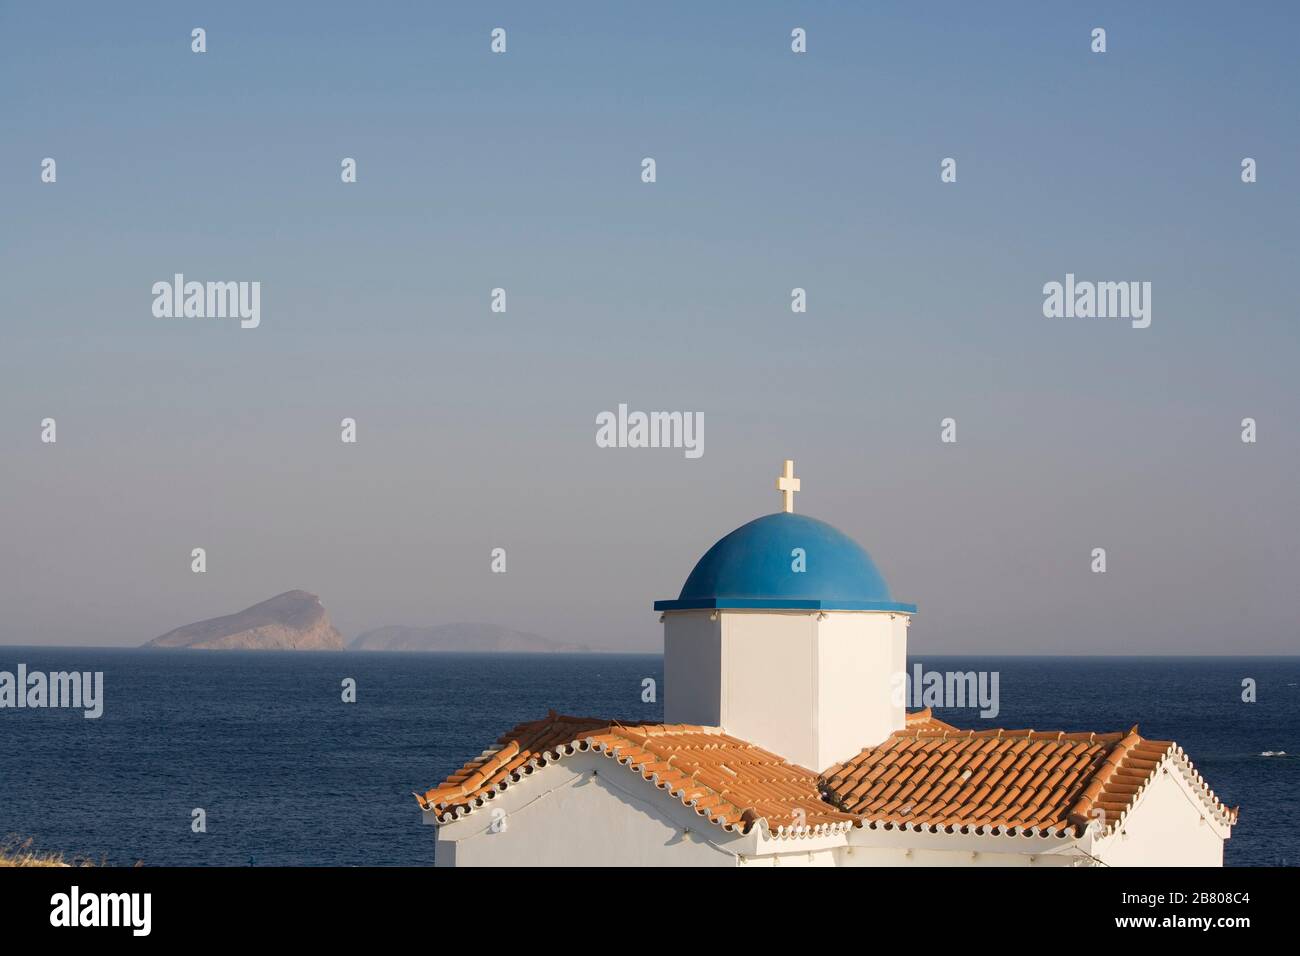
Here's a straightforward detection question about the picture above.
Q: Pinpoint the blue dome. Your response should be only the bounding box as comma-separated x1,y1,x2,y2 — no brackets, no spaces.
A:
654,513,916,613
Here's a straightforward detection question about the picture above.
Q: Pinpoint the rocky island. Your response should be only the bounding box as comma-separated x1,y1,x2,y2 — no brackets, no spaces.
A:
143,590,345,651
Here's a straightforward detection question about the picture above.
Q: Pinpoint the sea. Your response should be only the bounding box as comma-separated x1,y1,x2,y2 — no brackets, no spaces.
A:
0,650,1295,867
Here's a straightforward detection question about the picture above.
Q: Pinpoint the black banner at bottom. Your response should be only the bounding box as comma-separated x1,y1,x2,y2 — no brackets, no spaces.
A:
0,864,1277,941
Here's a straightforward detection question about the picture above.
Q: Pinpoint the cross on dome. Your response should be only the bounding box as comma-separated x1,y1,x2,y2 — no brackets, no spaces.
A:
776,459,801,513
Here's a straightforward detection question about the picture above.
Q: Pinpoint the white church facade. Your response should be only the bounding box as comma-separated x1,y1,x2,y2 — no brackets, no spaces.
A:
417,462,1237,867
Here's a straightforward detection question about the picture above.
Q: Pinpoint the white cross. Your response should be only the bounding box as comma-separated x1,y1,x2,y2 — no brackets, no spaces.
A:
776,459,801,513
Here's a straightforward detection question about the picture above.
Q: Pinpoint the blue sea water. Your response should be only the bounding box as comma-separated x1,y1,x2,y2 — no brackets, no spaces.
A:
0,650,1294,867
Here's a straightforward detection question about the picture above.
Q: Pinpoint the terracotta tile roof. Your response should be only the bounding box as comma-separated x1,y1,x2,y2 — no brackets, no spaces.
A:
821,725,1238,837
416,710,858,835
1064,731,1238,836
419,711,1236,841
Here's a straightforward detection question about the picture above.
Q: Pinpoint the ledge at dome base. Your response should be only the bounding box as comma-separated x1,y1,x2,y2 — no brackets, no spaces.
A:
653,598,918,613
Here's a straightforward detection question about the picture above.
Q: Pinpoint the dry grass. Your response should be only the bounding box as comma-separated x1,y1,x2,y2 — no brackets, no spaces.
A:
0,837,95,868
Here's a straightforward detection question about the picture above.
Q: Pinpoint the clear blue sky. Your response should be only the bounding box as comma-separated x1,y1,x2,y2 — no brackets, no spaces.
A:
2,2,1297,651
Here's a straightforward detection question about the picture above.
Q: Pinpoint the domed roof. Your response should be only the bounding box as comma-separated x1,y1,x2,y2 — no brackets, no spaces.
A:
654,512,916,613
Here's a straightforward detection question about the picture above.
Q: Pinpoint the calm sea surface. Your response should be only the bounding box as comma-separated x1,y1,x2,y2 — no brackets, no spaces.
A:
0,650,1294,866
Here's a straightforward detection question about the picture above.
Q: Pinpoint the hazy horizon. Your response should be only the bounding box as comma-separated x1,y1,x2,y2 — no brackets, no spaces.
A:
4,629,1298,658
3,2,1297,654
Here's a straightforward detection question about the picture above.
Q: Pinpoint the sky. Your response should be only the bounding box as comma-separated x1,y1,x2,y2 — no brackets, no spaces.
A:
1,2,1297,653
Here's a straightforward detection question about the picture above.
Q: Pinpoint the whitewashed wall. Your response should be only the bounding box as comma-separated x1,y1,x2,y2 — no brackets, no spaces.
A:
814,611,908,768
430,752,746,867
717,611,817,766
663,609,908,771
662,610,723,726
1092,766,1227,866
838,826,1087,867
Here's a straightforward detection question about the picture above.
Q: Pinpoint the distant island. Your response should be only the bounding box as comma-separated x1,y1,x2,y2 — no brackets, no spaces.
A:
143,590,344,651
141,590,596,653
351,623,593,654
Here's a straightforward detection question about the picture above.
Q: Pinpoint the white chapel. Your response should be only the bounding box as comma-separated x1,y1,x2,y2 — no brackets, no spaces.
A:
417,462,1237,867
